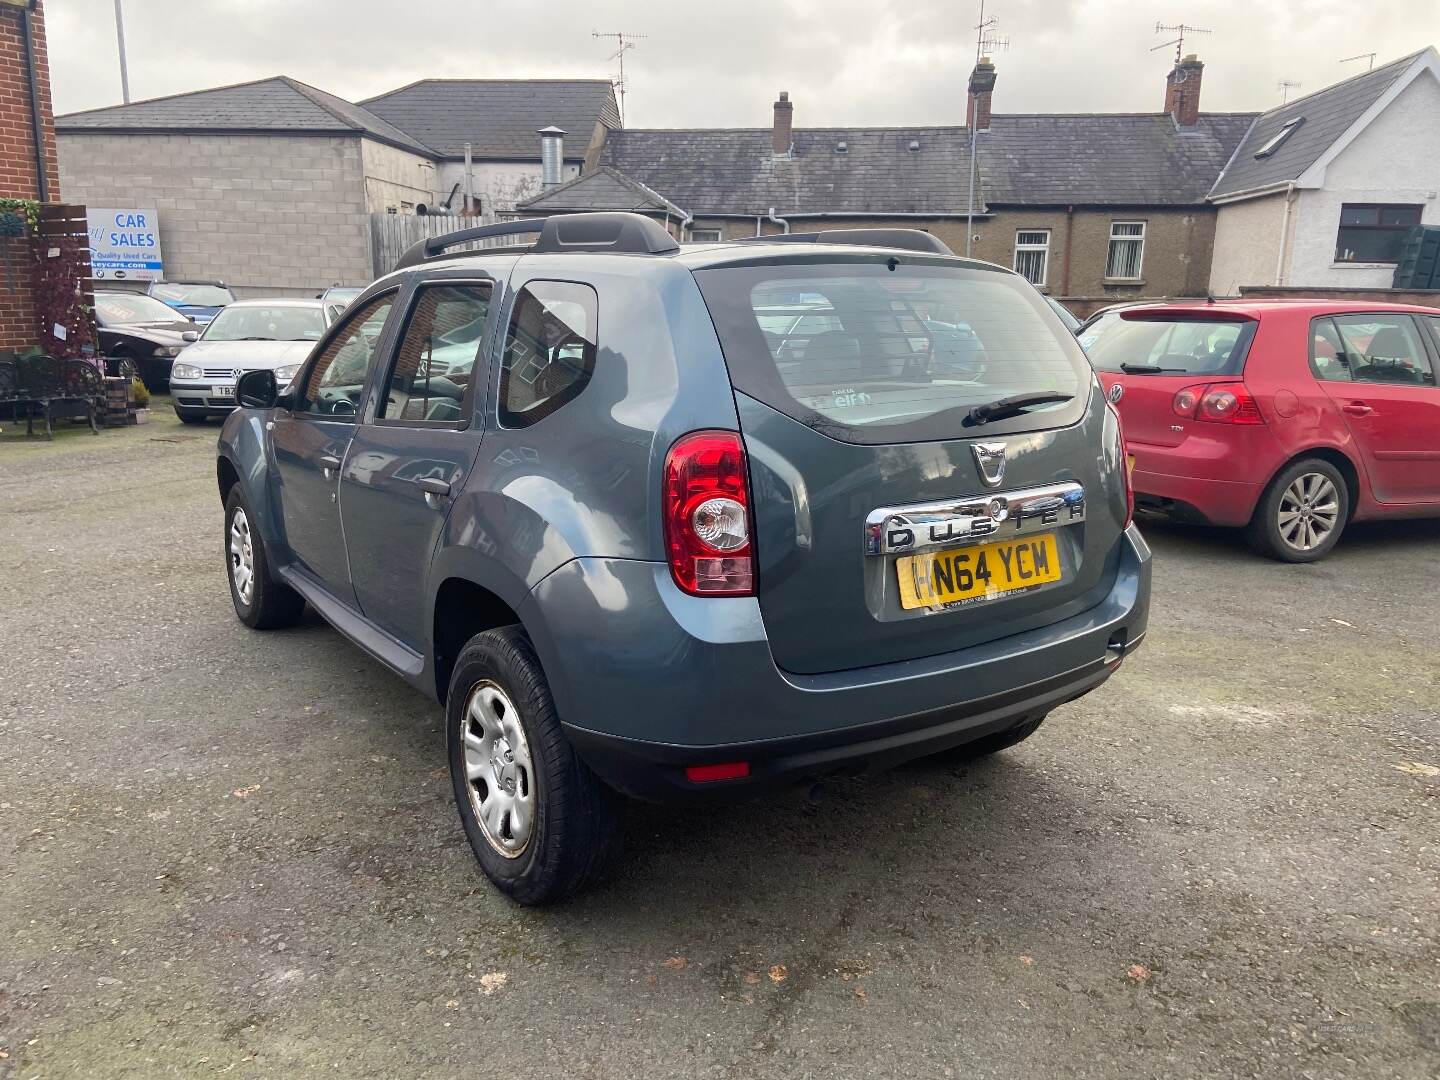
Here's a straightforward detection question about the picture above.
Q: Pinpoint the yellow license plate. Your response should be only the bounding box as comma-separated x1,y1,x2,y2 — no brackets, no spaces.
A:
896,533,1062,611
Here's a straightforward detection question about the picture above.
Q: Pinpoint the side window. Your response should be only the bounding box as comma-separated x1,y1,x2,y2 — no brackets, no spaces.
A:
1333,315,1435,387
378,282,492,426
1427,317,1440,361
499,281,598,427
1309,318,1350,382
297,293,396,419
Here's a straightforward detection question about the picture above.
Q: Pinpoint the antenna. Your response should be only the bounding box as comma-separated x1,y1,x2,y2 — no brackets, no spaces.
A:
1277,79,1301,104
1339,52,1376,72
1151,21,1211,64
592,30,646,125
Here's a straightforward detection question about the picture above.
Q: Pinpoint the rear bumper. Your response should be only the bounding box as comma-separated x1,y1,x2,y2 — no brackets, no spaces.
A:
1129,432,1281,527
1132,469,1265,527
521,526,1151,803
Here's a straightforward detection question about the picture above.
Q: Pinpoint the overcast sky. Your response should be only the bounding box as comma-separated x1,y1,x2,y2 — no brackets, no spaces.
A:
46,0,1440,127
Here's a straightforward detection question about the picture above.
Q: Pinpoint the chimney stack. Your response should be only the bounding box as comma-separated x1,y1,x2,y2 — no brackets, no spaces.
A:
1165,55,1204,127
538,125,566,188
772,91,794,156
967,57,997,132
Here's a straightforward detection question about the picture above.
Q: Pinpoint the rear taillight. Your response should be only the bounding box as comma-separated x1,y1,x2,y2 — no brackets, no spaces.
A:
1106,400,1134,529
663,430,756,596
1173,382,1264,425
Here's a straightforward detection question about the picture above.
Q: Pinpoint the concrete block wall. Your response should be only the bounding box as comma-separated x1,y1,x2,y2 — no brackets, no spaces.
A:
57,132,373,294
360,138,436,215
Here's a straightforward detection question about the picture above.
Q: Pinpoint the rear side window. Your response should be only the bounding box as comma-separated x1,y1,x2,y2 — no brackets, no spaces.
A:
379,282,492,425
695,261,1089,443
1331,314,1435,386
1084,315,1255,376
499,281,597,427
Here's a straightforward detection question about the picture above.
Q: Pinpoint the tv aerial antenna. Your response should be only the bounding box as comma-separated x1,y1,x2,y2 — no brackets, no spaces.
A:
1277,79,1301,103
1339,52,1376,72
593,31,646,125
966,0,1011,259
1152,22,1211,64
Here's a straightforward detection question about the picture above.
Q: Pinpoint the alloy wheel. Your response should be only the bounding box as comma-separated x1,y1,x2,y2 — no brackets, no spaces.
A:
461,680,535,858
228,508,255,604
1277,472,1340,552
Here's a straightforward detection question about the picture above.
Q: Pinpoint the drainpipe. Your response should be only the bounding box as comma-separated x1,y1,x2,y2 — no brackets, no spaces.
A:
463,143,473,216
766,207,789,234
21,2,49,202
1061,205,1074,297
1274,182,1297,286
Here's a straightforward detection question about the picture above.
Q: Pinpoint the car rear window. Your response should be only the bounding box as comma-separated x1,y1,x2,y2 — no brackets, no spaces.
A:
1082,312,1256,376
694,260,1090,443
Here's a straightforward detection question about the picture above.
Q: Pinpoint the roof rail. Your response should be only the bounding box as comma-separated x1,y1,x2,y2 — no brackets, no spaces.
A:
732,229,955,256
393,211,680,270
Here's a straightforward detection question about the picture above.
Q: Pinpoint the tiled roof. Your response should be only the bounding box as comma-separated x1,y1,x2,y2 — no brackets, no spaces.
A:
515,166,685,216
359,80,621,159
601,127,982,216
1209,50,1431,198
56,76,433,156
982,113,1257,205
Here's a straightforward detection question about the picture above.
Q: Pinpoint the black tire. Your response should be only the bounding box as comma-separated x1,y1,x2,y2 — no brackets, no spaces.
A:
223,486,305,630
1245,457,1349,563
951,716,1046,760
109,351,140,383
176,407,208,425
447,626,621,905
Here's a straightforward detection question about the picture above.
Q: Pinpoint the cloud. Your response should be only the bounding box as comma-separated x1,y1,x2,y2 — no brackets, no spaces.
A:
48,0,1439,126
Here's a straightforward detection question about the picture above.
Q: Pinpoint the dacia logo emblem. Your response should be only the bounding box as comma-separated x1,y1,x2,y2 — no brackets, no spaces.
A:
971,442,1007,487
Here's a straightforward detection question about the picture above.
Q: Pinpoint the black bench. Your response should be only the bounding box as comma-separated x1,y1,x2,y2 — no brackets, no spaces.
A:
0,355,104,438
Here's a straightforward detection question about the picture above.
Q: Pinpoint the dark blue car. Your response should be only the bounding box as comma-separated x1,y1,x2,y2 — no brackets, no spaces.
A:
216,214,1150,904
148,279,236,325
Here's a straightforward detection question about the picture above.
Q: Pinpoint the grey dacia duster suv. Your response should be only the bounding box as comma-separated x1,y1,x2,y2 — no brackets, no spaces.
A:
217,213,1150,905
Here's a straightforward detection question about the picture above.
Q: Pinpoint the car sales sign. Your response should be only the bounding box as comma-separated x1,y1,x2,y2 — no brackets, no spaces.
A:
86,208,164,280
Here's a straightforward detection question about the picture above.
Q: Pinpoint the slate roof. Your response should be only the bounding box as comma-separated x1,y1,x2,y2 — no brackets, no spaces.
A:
601,127,982,216
1209,50,1431,198
982,113,1257,205
55,76,433,156
359,80,621,160
515,166,685,216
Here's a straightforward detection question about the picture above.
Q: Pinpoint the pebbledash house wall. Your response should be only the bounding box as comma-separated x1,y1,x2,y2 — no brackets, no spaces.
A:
57,131,373,295
1,0,62,350
689,206,1216,299
434,159,581,220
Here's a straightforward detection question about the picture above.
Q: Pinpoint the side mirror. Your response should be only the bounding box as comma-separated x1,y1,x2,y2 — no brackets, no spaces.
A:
236,368,279,409
181,330,199,342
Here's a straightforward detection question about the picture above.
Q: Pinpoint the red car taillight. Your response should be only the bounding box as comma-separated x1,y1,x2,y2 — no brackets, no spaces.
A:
1172,382,1264,425
1106,400,1134,529
663,430,756,596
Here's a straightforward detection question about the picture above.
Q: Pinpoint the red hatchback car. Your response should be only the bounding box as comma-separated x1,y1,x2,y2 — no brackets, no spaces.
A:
1079,301,1440,561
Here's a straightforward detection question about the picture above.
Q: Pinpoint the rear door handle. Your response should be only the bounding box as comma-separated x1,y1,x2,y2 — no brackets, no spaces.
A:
416,476,451,509
319,454,342,481
1342,402,1373,417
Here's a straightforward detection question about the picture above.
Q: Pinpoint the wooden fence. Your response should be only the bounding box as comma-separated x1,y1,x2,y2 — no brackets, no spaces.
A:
371,213,536,277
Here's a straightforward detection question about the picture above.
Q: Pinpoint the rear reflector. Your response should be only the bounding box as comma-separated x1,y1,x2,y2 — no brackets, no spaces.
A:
663,431,757,596
685,761,751,783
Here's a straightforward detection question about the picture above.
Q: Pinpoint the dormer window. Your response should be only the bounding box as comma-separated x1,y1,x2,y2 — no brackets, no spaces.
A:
1254,117,1304,158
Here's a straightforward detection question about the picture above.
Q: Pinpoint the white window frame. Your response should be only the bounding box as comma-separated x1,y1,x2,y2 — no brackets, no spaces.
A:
1012,229,1050,287
688,228,723,243
1106,221,1146,281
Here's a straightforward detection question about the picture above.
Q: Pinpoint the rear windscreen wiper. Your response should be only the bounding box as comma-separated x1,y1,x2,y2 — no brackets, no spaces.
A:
964,391,1073,426
1119,363,1189,374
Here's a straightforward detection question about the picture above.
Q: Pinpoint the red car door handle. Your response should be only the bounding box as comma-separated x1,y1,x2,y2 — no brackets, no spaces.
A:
1342,402,1373,417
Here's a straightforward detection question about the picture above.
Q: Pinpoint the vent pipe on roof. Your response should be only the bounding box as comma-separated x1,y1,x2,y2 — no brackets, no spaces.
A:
539,126,566,188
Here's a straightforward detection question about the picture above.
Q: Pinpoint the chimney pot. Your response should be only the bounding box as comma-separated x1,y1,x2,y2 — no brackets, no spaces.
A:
967,59,997,132
1165,55,1204,127
772,90,794,156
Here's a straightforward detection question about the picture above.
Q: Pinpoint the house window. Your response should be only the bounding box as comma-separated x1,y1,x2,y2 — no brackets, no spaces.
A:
1106,222,1145,280
1254,117,1304,158
689,229,722,243
1013,230,1050,287
1334,204,1422,264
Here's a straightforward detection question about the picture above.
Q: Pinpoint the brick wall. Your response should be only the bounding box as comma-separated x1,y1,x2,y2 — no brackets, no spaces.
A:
687,207,1217,301
1,0,61,351
57,131,373,292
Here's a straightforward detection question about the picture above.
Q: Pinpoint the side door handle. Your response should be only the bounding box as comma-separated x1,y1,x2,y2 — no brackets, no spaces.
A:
1341,401,1373,417
319,454,342,481
416,476,451,509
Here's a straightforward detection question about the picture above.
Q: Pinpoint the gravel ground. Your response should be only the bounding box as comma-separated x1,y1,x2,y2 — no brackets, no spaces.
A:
1,406,1437,1079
